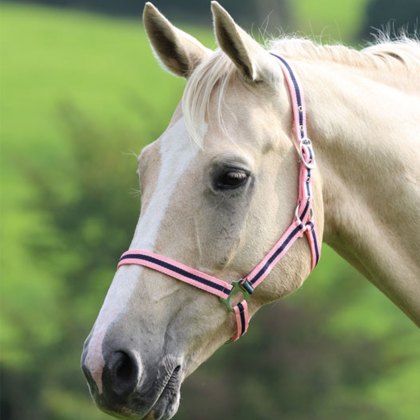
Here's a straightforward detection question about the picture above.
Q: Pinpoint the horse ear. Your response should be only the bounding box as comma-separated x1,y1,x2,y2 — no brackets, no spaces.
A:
143,2,210,77
211,1,276,82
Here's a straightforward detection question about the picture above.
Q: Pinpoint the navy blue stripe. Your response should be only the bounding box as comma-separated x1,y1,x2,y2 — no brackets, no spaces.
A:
308,146,313,161
311,229,320,265
299,200,310,221
270,53,304,129
249,224,303,285
237,302,246,336
305,172,311,197
120,254,231,296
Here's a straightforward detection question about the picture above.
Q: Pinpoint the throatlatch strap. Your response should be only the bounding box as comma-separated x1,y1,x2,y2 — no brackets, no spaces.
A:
116,54,320,342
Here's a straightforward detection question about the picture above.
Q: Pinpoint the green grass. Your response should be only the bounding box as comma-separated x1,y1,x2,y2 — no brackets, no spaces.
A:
1,4,183,155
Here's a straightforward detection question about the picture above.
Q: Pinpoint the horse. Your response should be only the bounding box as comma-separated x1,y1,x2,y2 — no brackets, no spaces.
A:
81,2,420,419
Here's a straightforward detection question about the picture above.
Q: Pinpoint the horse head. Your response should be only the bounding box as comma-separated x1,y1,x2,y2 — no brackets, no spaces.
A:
81,2,324,419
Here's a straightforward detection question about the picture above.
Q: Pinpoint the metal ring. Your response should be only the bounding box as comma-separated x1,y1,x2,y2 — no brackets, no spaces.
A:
299,141,316,169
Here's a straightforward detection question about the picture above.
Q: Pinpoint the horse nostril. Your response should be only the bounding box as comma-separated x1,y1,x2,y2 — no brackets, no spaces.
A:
104,351,140,397
114,352,132,382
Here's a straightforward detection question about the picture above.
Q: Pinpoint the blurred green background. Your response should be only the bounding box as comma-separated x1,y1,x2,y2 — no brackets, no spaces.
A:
1,1,419,419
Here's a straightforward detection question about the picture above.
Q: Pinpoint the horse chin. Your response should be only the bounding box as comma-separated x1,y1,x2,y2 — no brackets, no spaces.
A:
141,374,182,420
143,386,181,420
94,374,182,420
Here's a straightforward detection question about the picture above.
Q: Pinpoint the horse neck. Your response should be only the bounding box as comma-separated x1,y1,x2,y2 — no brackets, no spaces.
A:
298,59,420,325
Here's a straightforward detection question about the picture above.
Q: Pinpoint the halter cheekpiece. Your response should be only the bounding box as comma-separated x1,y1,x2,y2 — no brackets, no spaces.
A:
117,54,320,342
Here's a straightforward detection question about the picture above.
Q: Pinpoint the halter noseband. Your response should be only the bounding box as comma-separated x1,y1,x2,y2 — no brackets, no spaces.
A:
117,54,320,342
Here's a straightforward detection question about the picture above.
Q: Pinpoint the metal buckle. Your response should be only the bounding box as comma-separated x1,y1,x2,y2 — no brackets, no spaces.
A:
299,138,316,169
220,279,254,312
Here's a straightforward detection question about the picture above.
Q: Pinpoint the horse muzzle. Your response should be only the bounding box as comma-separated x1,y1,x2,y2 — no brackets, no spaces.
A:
81,341,183,420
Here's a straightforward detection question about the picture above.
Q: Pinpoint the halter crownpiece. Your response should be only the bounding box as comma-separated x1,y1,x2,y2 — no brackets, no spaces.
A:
117,54,320,342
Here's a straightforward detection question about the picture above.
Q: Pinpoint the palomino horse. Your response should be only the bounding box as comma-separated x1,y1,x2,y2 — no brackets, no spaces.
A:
82,2,420,419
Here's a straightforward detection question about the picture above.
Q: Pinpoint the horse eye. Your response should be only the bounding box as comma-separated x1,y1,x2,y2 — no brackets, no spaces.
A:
215,169,249,190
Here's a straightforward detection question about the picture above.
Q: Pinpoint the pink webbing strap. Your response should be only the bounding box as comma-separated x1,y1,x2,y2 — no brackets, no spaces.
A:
271,52,321,267
233,301,249,342
118,250,250,341
116,54,320,342
118,250,232,299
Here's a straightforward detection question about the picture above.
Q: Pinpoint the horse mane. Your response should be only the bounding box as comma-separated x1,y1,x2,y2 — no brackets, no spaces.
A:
270,36,420,68
182,36,420,145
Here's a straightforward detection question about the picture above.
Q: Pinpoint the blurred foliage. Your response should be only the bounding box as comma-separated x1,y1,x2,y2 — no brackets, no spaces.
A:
360,0,420,39
3,0,262,26
294,0,370,42
4,0,404,43
1,3,419,420
9,0,420,43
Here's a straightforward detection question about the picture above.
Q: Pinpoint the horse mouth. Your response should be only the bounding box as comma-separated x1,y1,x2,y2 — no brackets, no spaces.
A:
142,366,182,420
